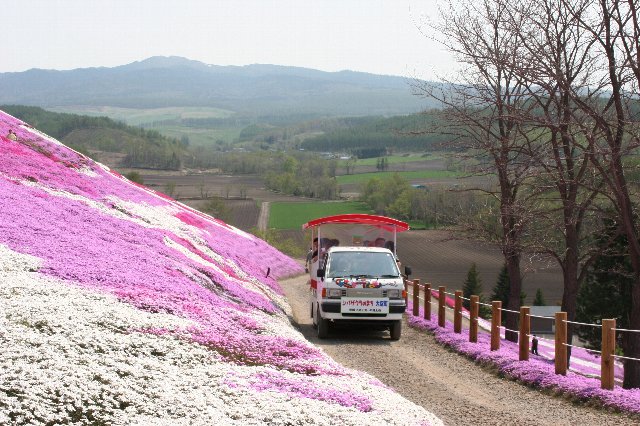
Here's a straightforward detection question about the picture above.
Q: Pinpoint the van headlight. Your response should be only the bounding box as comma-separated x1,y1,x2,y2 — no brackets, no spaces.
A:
328,289,342,298
388,289,400,299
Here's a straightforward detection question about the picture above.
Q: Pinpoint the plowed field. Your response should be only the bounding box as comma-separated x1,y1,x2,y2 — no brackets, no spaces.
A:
397,230,563,305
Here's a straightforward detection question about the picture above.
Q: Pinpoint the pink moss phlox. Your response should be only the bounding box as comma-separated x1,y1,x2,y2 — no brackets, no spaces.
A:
0,109,311,378
189,327,337,375
406,300,640,415
430,290,469,313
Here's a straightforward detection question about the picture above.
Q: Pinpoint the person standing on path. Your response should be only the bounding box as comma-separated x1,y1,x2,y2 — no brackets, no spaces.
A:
531,335,539,355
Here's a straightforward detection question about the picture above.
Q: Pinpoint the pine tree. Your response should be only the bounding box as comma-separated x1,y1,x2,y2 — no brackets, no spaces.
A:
463,263,482,309
576,219,632,350
533,288,546,306
491,264,510,306
463,263,491,318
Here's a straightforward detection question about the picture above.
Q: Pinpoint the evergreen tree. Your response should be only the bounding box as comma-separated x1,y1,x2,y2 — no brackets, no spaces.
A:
462,263,491,318
491,264,510,306
463,263,482,309
533,288,546,306
576,220,632,350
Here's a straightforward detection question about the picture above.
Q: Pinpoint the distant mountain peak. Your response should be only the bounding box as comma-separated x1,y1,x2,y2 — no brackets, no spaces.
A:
120,56,210,70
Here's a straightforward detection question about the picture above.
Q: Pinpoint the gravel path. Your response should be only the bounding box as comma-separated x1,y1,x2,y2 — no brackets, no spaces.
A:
279,274,638,426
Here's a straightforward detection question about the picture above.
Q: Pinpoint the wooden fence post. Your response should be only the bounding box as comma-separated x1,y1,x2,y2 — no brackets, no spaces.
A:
438,286,446,328
519,306,530,361
412,279,420,317
491,301,501,351
555,312,567,375
454,290,462,333
424,283,431,320
470,295,479,343
601,318,616,390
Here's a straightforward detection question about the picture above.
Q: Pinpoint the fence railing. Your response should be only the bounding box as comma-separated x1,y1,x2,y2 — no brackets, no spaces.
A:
404,279,640,391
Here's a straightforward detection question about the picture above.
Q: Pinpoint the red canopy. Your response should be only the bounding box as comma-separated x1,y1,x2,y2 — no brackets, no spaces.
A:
302,214,409,232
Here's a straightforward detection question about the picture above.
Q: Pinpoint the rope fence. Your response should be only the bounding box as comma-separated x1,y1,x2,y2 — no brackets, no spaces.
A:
615,328,640,334
564,320,602,328
404,280,640,391
613,354,640,362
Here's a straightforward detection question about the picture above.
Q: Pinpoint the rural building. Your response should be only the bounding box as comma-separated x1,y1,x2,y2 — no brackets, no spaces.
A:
530,306,562,334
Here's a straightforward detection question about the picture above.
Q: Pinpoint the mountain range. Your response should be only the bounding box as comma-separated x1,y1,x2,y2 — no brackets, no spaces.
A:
0,56,436,117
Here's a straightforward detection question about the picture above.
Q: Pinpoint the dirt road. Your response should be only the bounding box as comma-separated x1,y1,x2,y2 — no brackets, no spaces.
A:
279,274,637,426
257,201,270,231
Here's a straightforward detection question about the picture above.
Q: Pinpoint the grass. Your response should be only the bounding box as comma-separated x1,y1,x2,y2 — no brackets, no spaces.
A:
268,201,373,230
406,220,439,230
336,170,462,185
337,154,442,167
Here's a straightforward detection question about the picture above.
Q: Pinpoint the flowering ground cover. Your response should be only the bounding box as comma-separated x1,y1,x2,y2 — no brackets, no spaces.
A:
428,291,625,383
0,110,442,425
406,299,640,417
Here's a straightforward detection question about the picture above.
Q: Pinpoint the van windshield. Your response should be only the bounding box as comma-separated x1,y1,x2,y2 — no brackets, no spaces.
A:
326,251,399,278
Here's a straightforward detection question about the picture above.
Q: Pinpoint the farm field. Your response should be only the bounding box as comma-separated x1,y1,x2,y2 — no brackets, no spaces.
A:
336,169,462,185
337,154,443,167
184,198,259,231
48,106,235,126
137,171,301,203
268,201,372,230
397,230,563,305
48,106,241,145
337,157,449,176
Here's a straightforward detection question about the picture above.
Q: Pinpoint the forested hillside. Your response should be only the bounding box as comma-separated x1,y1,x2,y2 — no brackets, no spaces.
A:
300,113,451,155
2,105,185,169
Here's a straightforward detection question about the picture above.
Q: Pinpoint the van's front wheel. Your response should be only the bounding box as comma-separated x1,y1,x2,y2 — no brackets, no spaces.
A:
315,304,330,339
390,320,402,340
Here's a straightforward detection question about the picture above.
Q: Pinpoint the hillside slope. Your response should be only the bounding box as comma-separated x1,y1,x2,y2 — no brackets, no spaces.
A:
0,110,441,424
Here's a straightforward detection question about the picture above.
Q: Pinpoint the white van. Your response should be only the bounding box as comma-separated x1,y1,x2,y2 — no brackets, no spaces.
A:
302,214,411,340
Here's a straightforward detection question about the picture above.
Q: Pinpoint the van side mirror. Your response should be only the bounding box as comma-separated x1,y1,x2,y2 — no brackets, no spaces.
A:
316,268,325,278
404,266,412,277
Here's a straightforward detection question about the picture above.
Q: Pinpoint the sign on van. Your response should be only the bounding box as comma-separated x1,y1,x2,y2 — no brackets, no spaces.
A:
341,297,389,314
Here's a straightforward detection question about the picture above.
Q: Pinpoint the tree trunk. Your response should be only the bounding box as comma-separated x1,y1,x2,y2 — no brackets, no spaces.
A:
505,254,522,343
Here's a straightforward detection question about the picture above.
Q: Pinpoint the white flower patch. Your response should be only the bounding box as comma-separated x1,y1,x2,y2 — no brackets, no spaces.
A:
75,165,99,177
0,265,442,425
0,244,42,273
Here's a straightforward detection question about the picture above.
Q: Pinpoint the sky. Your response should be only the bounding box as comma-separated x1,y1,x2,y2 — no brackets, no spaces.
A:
2,0,455,80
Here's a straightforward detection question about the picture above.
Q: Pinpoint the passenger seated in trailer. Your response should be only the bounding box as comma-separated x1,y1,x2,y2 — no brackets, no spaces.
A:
374,237,386,247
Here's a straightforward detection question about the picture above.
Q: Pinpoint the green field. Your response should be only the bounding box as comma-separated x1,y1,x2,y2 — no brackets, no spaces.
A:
337,154,442,166
48,106,241,145
151,125,242,146
269,201,373,230
336,170,462,185
48,106,234,126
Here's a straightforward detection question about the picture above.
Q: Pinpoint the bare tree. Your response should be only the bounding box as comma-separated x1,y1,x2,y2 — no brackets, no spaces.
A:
508,0,608,366
416,0,537,341
566,0,640,388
